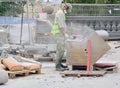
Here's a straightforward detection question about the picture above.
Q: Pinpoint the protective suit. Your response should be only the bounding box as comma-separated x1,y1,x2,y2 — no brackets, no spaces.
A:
51,3,72,71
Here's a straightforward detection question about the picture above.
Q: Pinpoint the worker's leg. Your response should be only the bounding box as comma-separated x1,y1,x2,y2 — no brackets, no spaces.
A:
55,34,65,71
56,41,64,68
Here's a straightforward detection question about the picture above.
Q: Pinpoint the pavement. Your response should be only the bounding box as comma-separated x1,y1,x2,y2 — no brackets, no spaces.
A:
1,41,120,88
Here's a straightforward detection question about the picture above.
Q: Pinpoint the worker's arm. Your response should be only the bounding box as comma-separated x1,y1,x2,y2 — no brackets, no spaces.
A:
59,27,67,35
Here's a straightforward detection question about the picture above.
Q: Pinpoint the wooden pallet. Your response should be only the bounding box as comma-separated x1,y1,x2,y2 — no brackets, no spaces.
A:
8,68,41,79
93,66,117,73
8,70,29,79
60,70,106,77
28,68,41,74
93,63,117,73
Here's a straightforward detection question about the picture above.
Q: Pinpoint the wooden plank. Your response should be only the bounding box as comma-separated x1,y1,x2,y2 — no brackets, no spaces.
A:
60,70,81,77
80,71,106,76
60,70,106,77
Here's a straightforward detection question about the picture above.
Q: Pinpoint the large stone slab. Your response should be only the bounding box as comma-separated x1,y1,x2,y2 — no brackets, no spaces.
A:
66,31,110,66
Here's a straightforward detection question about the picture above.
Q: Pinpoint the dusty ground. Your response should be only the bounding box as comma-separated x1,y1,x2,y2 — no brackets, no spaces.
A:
1,41,120,88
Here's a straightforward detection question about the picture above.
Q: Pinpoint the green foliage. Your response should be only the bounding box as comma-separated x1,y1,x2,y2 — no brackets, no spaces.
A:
106,0,120,4
63,0,95,3
95,0,105,4
0,2,24,16
63,0,120,17
63,0,120,4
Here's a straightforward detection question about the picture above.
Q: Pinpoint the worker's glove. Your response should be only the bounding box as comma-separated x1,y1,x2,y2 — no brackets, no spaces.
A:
65,34,75,39
65,33,69,38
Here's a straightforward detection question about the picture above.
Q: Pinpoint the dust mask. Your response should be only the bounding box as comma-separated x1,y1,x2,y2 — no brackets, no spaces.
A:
64,10,67,14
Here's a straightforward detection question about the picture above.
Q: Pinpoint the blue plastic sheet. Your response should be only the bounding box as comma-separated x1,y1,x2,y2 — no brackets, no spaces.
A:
0,16,35,24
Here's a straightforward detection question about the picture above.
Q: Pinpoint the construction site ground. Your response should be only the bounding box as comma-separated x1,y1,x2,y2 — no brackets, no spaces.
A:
1,41,120,88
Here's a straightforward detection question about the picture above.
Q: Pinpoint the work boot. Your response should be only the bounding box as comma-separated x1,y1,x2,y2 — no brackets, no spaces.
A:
61,64,68,68
56,66,66,71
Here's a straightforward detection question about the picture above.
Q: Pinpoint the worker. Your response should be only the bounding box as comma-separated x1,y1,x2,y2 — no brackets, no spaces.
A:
51,3,72,71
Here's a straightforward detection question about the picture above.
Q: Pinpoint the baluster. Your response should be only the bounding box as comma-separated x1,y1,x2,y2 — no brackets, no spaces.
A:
109,21,113,31
115,21,118,31
92,21,96,30
95,21,101,30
